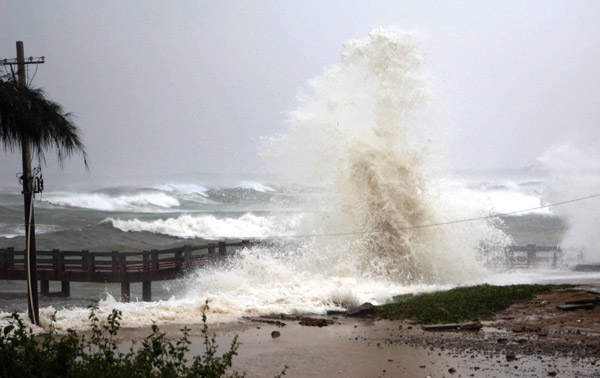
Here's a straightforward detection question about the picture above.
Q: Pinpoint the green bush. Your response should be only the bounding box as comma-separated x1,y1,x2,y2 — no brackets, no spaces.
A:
0,302,286,378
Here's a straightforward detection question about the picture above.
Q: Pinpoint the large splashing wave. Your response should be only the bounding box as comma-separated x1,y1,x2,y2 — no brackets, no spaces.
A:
265,28,510,283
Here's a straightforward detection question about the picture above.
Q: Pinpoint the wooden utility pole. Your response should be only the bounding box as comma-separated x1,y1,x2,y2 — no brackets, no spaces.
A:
16,41,39,325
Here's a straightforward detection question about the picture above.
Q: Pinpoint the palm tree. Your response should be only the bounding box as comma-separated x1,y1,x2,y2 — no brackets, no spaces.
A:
0,79,87,164
1,47,87,325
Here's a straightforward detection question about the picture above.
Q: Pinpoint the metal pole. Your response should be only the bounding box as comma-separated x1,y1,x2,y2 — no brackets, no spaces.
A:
17,41,39,325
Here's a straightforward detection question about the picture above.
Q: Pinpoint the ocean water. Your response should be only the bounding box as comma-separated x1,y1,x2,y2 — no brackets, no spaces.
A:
0,173,587,331
1,28,599,331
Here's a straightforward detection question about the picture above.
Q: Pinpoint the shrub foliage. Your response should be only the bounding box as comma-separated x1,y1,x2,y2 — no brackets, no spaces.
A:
0,302,286,378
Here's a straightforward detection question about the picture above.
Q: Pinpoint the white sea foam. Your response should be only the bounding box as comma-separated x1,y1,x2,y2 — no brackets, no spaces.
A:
44,192,180,212
0,224,62,238
236,181,275,193
107,213,296,239
442,178,548,216
153,183,208,196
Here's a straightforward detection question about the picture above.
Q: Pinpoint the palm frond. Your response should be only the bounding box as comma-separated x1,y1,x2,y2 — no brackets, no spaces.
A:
0,79,87,169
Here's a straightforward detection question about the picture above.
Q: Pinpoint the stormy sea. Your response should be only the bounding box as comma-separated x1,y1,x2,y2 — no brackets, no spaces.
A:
1,29,599,331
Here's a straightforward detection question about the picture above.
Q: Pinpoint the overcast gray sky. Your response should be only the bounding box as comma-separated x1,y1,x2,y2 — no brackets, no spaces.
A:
1,1,599,186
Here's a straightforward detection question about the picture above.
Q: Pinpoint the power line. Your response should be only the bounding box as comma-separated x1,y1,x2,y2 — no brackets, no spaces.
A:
249,192,600,240
27,63,40,86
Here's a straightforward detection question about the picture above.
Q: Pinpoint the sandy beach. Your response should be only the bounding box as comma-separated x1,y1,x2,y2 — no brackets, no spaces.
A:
107,285,600,378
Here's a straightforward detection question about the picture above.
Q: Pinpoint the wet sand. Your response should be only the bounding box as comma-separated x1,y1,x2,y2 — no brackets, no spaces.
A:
115,287,600,377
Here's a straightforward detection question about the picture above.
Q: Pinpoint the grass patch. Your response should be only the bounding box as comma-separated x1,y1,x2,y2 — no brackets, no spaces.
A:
376,284,572,324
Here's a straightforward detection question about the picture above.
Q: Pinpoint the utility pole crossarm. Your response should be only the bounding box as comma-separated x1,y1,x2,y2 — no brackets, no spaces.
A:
1,56,45,65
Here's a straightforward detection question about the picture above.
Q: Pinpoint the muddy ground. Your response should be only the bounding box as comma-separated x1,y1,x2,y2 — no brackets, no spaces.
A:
114,286,600,377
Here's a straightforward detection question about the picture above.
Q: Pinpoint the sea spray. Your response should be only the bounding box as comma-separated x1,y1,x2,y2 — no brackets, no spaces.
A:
538,144,600,263
266,28,510,282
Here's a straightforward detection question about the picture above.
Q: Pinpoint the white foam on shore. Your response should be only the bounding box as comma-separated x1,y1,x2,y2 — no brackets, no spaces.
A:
5,259,599,334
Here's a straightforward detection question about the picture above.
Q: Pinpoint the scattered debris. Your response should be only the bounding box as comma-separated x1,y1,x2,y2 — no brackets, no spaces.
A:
250,319,286,327
511,324,541,333
271,330,281,338
259,315,333,327
298,318,332,327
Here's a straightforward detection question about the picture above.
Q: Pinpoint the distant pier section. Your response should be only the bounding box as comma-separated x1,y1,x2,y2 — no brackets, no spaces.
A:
504,244,562,268
0,240,254,302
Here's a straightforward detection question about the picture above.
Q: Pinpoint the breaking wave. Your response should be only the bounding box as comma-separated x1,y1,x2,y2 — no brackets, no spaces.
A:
44,192,180,212
106,213,301,239
152,183,208,196
236,181,275,193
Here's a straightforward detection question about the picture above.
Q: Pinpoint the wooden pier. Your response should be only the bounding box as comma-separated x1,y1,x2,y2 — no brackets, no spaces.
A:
0,240,253,302
0,243,565,302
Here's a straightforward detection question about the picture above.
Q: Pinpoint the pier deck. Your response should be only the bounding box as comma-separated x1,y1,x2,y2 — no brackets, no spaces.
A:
0,240,253,301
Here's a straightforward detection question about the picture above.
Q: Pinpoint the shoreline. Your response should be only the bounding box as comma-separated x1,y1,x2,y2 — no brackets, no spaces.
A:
104,285,600,377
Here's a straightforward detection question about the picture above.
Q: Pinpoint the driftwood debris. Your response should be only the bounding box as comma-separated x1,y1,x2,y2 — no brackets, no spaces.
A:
564,297,599,305
250,318,286,327
422,321,482,331
587,288,600,296
556,303,596,311
259,315,334,327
